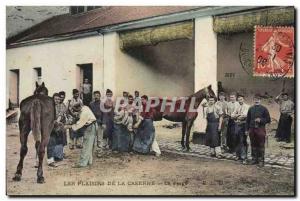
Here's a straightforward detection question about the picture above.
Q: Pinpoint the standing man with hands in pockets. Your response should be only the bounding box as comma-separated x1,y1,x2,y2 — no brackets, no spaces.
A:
246,94,271,167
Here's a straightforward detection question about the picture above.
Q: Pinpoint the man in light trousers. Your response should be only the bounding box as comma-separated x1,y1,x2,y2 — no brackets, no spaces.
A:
65,103,98,168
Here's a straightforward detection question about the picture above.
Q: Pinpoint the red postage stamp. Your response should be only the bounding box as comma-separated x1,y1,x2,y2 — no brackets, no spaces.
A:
254,26,294,78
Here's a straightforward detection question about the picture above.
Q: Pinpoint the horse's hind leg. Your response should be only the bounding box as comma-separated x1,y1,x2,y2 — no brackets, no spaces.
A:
36,122,52,183
34,141,41,168
36,139,47,183
181,121,186,150
13,117,30,181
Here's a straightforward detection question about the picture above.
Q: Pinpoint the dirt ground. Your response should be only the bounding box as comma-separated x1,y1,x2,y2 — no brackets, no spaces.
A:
6,123,294,196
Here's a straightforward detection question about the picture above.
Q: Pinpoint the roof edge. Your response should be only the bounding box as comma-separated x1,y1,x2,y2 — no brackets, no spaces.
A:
7,6,261,49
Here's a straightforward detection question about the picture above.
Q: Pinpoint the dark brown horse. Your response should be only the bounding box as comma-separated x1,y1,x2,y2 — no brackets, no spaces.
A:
12,82,55,183
151,85,216,151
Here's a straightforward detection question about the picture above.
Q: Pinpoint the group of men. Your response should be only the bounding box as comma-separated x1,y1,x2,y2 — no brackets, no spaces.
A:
46,80,294,168
203,91,294,167
47,87,161,168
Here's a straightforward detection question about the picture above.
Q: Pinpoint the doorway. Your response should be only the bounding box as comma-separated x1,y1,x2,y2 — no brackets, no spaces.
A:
76,63,93,105
9,69,20,108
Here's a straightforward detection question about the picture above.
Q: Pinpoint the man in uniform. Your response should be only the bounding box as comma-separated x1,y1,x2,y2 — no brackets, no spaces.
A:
89,91,104,151
102,89,114,148
246,94,271,167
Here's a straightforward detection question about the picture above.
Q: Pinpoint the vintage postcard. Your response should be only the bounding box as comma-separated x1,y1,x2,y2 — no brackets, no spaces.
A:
6,5,295,196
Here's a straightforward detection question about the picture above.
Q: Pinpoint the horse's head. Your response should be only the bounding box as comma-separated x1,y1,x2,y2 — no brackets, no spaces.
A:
34,82,48,96
190,84,217,105
204,85,217,100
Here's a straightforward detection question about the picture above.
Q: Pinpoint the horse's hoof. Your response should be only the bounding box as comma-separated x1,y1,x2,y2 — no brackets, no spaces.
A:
12,174,22,181
37,177,45,184
181,147,186,152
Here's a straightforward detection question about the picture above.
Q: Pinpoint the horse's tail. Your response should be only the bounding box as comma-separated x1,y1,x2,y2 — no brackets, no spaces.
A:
30,99,42,142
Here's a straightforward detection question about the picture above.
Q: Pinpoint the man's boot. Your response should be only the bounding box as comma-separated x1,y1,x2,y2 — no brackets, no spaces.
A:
257,149,265,167
249,148,258,165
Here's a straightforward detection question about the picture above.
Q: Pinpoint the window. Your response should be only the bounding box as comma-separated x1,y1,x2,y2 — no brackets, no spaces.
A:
87,6,101,11
70,6,101,15
70,6,85,15
34,67,42,77
77,6,85,13
33,67,42,84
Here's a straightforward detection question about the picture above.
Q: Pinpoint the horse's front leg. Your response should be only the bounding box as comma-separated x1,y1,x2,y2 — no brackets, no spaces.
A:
185,120,194,152
181,121,186,150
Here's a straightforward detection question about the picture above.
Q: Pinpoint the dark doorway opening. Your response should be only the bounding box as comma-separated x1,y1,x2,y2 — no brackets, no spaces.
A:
9,69,20,108
77,63,93,105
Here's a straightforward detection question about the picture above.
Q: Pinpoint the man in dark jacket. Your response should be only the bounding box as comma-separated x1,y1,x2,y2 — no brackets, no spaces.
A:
246,94,271,167
89,91,103,150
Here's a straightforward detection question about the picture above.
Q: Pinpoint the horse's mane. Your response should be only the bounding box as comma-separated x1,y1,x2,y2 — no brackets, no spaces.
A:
189,87,206,99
